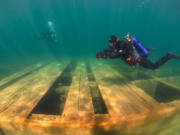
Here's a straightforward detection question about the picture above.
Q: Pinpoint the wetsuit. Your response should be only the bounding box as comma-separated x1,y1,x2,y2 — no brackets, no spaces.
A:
96,39,174,70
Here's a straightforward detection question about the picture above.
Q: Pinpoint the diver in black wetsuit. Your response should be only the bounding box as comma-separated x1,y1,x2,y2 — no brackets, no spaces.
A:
96,35,180,70
36,21,58,43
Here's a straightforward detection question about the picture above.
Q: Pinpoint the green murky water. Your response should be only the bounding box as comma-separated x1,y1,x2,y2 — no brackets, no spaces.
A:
0,0,180,135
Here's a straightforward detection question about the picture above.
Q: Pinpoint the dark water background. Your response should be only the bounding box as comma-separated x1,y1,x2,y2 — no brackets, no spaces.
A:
0,0,180,75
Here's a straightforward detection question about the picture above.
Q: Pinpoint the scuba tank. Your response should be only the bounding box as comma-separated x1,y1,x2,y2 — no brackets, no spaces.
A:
125,34,149,57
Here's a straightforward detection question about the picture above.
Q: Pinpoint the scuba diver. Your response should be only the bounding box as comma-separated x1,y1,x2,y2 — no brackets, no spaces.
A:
96,34,180,70
37,21,58,43
46,21,58,42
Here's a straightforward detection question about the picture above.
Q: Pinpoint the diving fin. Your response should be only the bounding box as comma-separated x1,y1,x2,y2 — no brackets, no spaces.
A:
168,52,180,59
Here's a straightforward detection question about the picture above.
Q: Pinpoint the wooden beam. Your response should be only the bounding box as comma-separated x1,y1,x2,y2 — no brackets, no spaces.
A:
90,60,166,121
0,61,69,126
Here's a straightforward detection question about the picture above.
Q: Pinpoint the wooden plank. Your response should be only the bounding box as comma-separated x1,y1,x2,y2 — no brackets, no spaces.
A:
78,64,94,124
0,63,52,113
90,61,128,118
27,62,95,126
27,61,79,126
30,61,77,116
29,62,101,126
0,60,178,135
0,60,70,124
90,60,166,121
0,63,53,114
0,62,48,87
62,63,95,125
86,63,108,115
61,64,81,123
159,76,180,89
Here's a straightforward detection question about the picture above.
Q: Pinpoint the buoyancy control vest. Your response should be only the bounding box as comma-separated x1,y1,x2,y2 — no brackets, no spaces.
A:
125,34,149,58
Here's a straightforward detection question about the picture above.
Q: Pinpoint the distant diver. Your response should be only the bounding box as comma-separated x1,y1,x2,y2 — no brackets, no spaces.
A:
46,21,58,43
38,21,58,43
96,34,180,70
